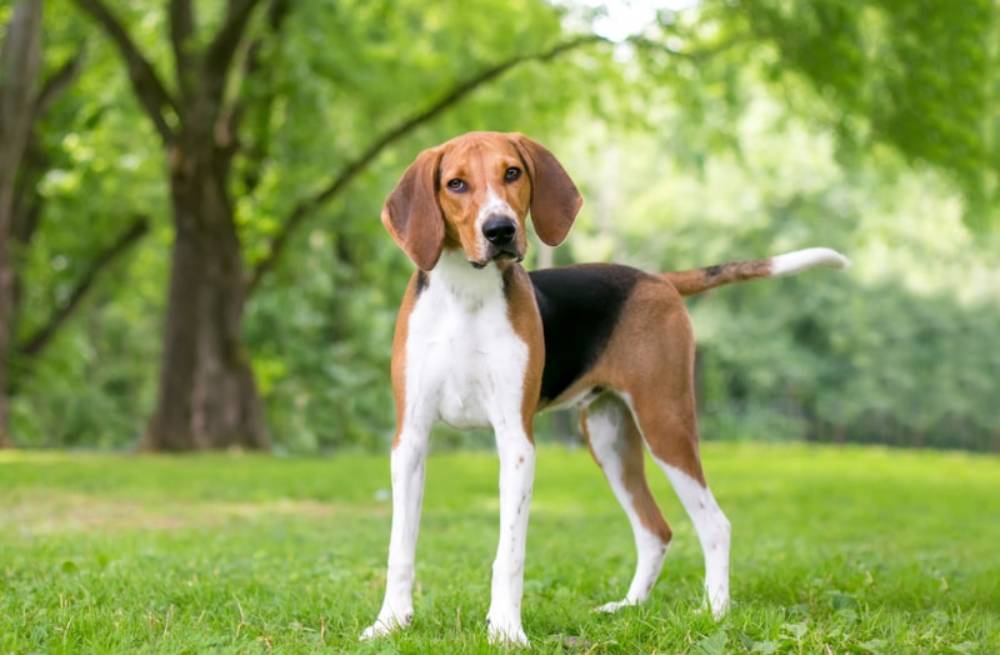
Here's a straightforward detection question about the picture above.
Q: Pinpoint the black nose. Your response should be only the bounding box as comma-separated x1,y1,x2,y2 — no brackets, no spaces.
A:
482,216,517,246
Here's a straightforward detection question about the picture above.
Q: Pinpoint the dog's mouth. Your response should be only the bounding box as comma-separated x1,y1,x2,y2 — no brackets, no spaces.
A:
469,248,523,269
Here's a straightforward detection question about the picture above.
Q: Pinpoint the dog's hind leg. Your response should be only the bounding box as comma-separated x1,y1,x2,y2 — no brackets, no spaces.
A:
623,384,731,619
610,296,731,619
581,394,672,613
661,458,730,619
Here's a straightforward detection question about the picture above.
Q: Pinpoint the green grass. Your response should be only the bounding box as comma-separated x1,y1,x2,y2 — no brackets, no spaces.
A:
1,443,997,654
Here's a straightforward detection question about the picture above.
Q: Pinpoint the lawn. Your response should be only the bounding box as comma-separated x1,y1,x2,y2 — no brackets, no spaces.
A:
1,443,997,654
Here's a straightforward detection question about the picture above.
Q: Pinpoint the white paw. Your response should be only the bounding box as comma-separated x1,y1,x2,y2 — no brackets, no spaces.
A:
486,612,529,647
359,611,412,641
594,598,635,613
359,622,390,641
707,593,730,620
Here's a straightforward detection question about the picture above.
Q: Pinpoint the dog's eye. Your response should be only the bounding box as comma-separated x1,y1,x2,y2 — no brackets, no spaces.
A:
504,167,521,182
446,178,467,192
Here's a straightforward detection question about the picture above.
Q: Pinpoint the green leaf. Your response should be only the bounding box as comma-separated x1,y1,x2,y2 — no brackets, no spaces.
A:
694,630,729,655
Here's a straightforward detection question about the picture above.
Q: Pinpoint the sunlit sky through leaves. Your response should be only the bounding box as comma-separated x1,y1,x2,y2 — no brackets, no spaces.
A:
563,0,700,40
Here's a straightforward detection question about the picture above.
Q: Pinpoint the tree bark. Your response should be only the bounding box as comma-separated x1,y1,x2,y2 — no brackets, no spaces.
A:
142,123,268,451
0,0,43,447
73,0,269,450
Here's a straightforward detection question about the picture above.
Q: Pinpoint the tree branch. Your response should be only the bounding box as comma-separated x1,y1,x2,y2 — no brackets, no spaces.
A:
72,0,178,142
204,0,264,102
18,215,150,358
33,47,86,117
168,0,196,97
246,34,605,293
627,34,746,62
244,0,292,78
10,136,46,246
0,0,43,209
226,0,290,127
220,0,291,158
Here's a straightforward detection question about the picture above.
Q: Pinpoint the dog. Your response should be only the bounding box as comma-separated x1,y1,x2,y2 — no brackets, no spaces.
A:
362,131,848,645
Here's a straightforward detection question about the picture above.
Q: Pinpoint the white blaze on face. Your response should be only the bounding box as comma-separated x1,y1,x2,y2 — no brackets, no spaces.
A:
475,185,514,260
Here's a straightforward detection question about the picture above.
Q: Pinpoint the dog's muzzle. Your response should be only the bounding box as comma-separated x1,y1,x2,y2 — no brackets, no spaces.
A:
470,215,522,268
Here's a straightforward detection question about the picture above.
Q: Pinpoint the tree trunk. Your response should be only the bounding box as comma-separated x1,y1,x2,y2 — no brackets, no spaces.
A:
0,0,43,447
0,238,11,448
142,130,268,451
0,138,45,442
71,0,270,451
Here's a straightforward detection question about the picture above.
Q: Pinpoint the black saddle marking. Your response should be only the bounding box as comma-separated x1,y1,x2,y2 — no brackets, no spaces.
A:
528,264,643,404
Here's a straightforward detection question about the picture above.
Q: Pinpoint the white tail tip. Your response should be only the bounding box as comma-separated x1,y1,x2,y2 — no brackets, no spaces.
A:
770,247,851,277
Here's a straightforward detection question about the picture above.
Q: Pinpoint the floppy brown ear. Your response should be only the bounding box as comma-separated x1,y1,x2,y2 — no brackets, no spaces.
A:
510,134,583,246
381,147,445,271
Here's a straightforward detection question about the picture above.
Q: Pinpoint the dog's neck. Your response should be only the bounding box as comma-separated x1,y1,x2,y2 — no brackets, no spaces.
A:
429,248,509,309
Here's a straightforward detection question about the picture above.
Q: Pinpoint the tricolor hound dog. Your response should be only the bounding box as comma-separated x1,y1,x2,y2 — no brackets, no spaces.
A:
362,131,849,645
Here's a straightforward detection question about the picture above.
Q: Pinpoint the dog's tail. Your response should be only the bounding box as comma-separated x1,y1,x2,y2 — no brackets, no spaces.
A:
662,247,850,297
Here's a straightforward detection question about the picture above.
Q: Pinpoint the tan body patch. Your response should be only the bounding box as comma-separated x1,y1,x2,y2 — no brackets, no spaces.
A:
389,272,423,447
544,275,705,483
503,265,545,439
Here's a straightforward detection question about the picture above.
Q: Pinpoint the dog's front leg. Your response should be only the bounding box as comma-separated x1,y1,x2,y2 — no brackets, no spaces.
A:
487,427,535,647
361,422,430,640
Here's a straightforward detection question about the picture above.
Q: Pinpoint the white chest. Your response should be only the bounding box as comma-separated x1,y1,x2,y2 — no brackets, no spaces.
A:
403,254,528,432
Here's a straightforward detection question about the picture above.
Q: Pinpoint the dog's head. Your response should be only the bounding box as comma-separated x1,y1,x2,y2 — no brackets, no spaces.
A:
381,131,583,271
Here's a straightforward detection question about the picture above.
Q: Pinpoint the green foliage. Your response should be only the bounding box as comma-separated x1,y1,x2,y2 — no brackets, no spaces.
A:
1,444,998,652
729,0,999,230
7,1,996,452
9,0,166,446
564,85,998,452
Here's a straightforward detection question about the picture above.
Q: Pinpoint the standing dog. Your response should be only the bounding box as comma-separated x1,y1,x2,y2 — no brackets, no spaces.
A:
362,131,848,645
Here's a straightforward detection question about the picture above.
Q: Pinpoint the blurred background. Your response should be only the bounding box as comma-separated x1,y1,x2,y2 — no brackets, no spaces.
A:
1,0,996,454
